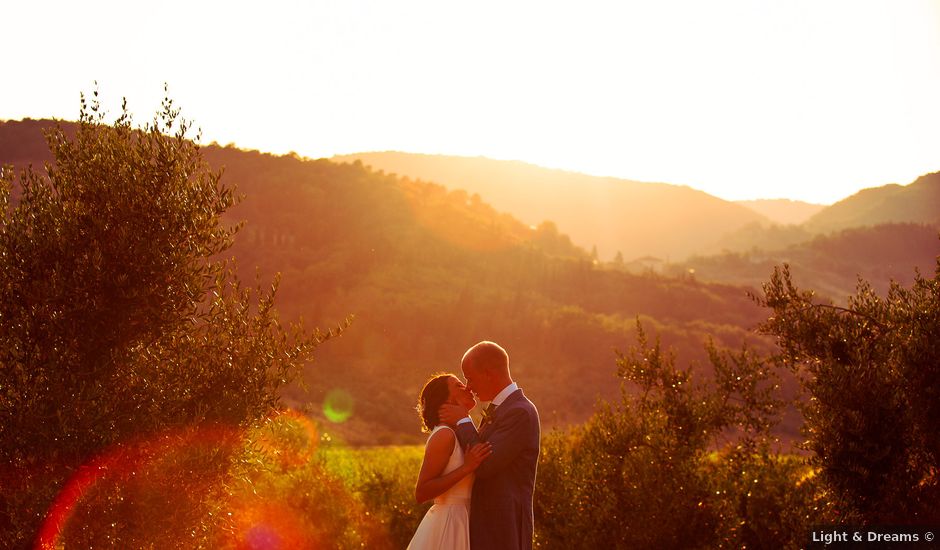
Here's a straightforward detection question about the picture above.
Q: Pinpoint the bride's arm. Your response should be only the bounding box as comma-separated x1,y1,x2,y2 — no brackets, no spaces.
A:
414,429,491,503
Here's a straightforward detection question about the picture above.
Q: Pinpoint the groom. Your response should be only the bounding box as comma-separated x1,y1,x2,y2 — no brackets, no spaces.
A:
440,341,541,550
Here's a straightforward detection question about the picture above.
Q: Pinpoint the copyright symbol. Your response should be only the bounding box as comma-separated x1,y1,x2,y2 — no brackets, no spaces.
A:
926,532,934,542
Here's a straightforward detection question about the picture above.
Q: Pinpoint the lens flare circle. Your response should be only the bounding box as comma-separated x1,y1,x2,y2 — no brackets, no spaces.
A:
323,388,354,423
228,501,313,550
33,409,321,549
33,424,241,550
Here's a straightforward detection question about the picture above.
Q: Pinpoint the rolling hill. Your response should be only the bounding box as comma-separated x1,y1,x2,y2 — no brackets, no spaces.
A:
666,223,939,301
1,119,772,444
339,150,940,378
333,152,769,261
803,172,940,233
713,185,939,257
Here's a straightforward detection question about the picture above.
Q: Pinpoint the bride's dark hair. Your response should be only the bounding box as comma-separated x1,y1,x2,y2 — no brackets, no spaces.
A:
417,373,453,433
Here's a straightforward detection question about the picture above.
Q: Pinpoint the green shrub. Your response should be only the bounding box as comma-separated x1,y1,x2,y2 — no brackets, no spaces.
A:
534,325,813,549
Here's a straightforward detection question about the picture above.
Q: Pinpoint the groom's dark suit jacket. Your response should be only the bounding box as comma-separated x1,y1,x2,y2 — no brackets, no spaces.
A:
456,388,540,550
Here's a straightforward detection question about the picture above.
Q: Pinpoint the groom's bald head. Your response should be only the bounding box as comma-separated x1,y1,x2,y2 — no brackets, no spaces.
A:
462,341,509,373
461,341,512,401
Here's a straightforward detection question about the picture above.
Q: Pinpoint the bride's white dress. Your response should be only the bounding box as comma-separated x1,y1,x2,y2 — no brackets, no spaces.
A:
407,425,473,550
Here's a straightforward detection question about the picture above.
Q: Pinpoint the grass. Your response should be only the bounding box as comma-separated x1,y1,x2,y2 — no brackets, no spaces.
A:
318,444,427,548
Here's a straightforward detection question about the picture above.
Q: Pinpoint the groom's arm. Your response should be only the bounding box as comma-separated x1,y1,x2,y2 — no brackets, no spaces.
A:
453,417,480,449
456,407,532,480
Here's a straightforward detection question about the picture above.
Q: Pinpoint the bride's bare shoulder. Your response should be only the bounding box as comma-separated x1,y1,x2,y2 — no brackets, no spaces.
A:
426,425,456,454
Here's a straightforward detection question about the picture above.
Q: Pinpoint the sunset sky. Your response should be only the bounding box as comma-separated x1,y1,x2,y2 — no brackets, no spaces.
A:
3,0,939,204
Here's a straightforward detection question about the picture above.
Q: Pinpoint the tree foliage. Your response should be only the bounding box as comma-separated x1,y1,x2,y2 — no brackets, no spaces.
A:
757,261,940,523
0,91,324,547
534,324,811,549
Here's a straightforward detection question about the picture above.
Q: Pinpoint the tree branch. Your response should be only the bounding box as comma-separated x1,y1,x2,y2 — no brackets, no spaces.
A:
797,303,888,332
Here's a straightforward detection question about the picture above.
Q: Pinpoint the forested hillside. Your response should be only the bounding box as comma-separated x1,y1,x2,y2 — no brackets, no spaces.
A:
204,146,769,444
672,175,939,298
1,119,770,444
333,151,939,300
804,172,940,233
667,223,939,301
333,151,769,261
715,174,940,255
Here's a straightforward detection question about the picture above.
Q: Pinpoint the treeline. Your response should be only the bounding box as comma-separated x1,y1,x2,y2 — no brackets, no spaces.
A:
668,223,939,300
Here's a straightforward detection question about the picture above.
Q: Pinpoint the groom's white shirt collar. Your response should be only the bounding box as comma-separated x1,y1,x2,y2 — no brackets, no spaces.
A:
456,382,520,426
491,382,519,407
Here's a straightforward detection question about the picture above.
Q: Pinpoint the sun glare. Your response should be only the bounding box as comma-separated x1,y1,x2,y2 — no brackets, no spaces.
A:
2,1,938,203
33,410,330,549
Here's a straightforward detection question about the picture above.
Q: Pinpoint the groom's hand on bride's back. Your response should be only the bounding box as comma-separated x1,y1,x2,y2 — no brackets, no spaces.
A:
439,403,468,426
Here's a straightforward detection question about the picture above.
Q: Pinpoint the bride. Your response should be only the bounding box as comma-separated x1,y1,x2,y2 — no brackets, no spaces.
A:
407,373,492,550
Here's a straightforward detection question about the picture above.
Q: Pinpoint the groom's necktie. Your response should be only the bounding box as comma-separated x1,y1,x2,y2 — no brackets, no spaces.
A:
482,403,497,428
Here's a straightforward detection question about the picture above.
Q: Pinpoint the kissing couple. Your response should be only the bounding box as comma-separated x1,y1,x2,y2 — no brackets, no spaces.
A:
407,341,541,550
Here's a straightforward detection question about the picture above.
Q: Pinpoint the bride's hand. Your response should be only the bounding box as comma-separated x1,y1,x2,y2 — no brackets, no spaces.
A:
463,442,493,471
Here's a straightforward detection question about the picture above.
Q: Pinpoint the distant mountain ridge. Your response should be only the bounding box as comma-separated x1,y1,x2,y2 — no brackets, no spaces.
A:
804,172,940,233
332,150,939,308
735,198,825,225
333,152,769,261
334,152,940,261
711,172,940,254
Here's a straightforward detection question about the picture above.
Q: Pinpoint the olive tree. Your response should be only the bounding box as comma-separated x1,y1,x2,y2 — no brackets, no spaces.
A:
0,91,327,547
757,262,940,523
534,323,806,549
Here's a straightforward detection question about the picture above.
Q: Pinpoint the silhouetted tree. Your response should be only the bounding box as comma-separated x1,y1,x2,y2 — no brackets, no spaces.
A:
0,90,325,547
757,261,940,523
